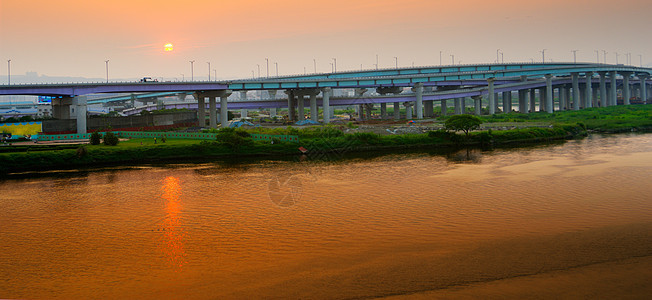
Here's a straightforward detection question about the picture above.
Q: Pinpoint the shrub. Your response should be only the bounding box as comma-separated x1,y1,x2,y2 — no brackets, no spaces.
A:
103,132,119,146
215,128,253,149
89,132,101,145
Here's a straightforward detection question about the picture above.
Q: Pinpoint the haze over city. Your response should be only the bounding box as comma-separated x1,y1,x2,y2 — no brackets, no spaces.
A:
2,0,652,82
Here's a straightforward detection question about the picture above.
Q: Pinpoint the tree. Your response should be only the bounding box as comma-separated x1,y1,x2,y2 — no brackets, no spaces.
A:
444,114,483,137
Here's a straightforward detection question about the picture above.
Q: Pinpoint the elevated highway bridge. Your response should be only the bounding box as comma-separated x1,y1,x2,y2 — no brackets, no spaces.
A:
1,62,650,133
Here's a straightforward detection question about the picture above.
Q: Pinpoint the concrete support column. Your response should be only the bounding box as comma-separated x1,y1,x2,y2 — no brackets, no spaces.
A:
297,94,305,120
413,83,423,119
52,96,72,120
622,73,631,105
423,101,433,118
310,92,318,121
209,96,217,128
545,74,553,113
454,98,462,115
441,100,447,116
502,91,511,113
380,103,387,118
529,89,536,112
287,90,296,121
394,102,401,120
268,90,277,117
365,104,373,120
571,72,580,110
461,98,467,114
592,86,599,108
487,78,496,115
405,102,413,119
73,96,87,134
518,90,527,113
610,71,618,106
196,93,206,126
599,72,607,107
473,96,482,116
640,76,648,104
559,86,567,110
220,94,229,128
585,72,593,108
322,88,331,123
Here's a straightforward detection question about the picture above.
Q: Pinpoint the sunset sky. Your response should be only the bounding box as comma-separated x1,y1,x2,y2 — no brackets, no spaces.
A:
1,0,651,81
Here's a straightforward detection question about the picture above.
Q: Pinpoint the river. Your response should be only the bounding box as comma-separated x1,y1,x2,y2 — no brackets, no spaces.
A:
1,133,652,299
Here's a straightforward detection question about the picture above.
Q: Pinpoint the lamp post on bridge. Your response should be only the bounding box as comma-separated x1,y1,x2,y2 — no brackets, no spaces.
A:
440,51,442,66
332,58,337,73
595,50,600,63
450,55,454,65
189,60,195,81
496,49,500,63
571,50,578,64
394,56,398,68
602,50,608,64
615,52,619,64
265,58,269,77
540,49,546,64
7,59,10,85
257,64,260,78
313,59,316,73
376,54,379,70
207,62,211,81
275,62,279,76
105,60,109,83
640,55,643,67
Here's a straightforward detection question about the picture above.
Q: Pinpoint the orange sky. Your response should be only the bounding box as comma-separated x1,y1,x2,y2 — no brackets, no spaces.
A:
1,0,651,81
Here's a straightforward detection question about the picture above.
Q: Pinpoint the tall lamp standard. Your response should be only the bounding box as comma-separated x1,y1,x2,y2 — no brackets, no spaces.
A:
332,58,337,73
394,56,398,69
571,50,578,64
595,50,600,63
275,62,279,76
7,59,11,85
602,50,608,64
450,55,454,65
104,60,109,83
207,62,211,81
540,49,546,64
265,58,269,77
496,49,501,63
313,59,316,73
189,60,195,81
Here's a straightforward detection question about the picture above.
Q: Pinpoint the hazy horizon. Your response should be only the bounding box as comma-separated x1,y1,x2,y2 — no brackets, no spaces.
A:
2,0,652,81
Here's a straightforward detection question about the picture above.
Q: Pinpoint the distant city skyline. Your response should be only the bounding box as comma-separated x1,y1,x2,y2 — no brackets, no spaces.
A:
2,0,651,82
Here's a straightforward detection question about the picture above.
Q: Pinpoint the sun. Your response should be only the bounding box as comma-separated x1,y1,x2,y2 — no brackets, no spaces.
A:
164,43,174,52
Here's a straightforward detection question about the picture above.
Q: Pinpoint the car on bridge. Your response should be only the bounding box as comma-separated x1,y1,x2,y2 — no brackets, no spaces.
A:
139,77,158,83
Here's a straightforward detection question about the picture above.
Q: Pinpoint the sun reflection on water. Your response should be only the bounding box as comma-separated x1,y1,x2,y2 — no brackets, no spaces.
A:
162,176,186,270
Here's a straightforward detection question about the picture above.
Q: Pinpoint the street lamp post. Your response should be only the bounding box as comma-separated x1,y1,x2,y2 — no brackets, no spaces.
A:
439,51,442,66
571,50,578,64
275,62,279,76
615,52,619,64
265,58,269,77
450,55,454,65
394,56,398,68
257,64,260,78
500,52,504,64
105,60,109,83
189,60,195,81
602,50,608,64
376,54,379,70
595,50,600,63
332,58,337,73
213,69,217,80
639,55,643,67
496,49,501,63
313,59,316,73
540,49,547,64
7,60,11,85
207,62,211,81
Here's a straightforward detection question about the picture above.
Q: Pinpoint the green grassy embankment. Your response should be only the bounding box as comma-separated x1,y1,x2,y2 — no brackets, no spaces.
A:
0,124,586,175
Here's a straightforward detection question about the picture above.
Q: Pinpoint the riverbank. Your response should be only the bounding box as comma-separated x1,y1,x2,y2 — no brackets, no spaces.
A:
0,124,586,176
